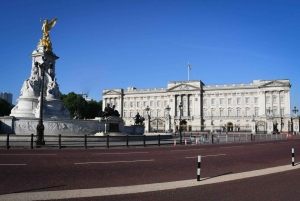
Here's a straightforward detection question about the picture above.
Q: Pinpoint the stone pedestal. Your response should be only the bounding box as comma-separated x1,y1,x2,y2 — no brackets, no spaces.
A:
145,115,150,133
165,115,171,132
251,120,256,134
293,117,299,134
10,43,69,119
267,118,274,134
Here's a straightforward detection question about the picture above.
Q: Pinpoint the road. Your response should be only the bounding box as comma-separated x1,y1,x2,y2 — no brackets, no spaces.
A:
0,138,299,200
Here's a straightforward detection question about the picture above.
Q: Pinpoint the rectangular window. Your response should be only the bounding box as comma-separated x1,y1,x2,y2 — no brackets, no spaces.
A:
245,97,249,104
246,109,250,116
255,108,258,116
130,112,133,117
203,99,207,105
228,109,232,117
211,110,215,117
281,109,284,116
157,101,160,107
124,112,126,117
130,102,133,107
164,101,167,107
137,101,140,107
220,110,223,117
157,111,160,117
273,109,277,116
211,99,215,105
280,97,284,103
189,100,193,106
266,97,270,103
203,110,207,117
237,98,240,104
143,101,147,107
220,98,223,105
254,97,258,104
228,98,232,105
124,102,127,107
150,101,153,107
237,110,241,117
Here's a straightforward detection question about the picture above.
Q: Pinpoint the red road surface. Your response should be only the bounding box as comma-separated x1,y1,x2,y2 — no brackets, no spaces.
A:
0,138,299,200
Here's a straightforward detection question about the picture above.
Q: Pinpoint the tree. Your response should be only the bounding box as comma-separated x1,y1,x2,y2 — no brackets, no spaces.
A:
60,92,102,119
85,100,102,119
0,98,13,116
60,92,88,119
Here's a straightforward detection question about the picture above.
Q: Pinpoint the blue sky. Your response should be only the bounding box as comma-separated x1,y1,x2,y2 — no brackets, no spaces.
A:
1,0,300,111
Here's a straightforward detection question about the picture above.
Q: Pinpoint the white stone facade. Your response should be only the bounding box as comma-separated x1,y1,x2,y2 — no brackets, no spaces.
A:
102,79,292,133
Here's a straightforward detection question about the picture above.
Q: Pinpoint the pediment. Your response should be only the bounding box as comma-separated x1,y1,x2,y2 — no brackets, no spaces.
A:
103,90,122,95
259,80,291,88
167,83,200,92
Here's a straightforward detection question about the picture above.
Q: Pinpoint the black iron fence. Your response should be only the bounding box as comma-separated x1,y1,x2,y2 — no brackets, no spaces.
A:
0,132,292,149
1,134,174,149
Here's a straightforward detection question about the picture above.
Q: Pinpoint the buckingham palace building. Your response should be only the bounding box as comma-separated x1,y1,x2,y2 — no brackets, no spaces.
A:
102,79,295,133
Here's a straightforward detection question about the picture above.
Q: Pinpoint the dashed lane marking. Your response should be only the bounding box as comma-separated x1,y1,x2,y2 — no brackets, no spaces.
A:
92,152,149,155
170,149,205,152
0,154,57,156
219,146,244,149
0,164,27,166
186,154,226,158
255,143,273,146
75,159,155,165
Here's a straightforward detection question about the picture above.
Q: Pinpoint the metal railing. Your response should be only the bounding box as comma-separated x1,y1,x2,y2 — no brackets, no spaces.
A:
0,132,291,149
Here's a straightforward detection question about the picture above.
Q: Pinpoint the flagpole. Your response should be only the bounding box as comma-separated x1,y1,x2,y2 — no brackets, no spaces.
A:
188,62,190,81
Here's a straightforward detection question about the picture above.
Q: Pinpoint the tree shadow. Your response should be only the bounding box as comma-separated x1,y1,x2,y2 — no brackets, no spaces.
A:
1,185,66,195
200,172,233,181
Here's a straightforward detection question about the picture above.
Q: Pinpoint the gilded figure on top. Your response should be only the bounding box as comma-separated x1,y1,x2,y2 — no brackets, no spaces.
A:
40,17,57,51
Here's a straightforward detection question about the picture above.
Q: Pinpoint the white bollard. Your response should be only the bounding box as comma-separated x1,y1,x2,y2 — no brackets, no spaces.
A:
197,155,201,181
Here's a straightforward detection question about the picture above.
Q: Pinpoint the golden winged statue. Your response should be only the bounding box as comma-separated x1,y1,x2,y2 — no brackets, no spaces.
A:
40,17,57,51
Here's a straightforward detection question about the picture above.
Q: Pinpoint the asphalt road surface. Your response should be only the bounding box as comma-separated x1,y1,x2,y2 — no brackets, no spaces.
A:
0,138,300,200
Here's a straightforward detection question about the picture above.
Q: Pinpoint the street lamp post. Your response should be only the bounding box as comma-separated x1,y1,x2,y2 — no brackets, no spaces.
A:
35,56,50,146
179,102,183,145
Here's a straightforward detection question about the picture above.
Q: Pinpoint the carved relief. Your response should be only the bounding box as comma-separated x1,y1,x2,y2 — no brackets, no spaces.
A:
15,121,37,131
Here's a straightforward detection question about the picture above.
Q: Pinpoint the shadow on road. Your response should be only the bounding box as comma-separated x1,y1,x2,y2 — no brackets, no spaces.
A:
201,172,233,181
0,184,66,195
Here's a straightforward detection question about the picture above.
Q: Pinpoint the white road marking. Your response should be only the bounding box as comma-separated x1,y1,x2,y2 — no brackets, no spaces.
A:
0,164,27,166
92,152,148,155
170,149,205,152
3,164,297,200
255,143,273,146
186,154,226,158
75,159,154,165
0,154,57,156
220,146,244,149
